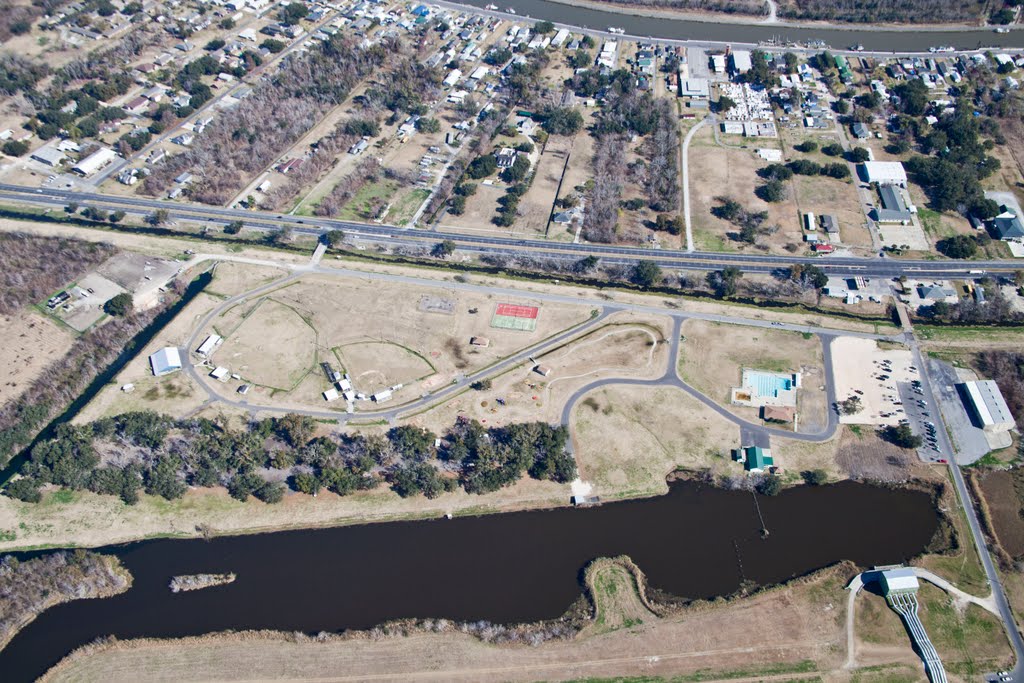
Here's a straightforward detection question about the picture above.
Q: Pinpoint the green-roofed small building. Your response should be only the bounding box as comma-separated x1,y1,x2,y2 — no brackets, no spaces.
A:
743,446,773,472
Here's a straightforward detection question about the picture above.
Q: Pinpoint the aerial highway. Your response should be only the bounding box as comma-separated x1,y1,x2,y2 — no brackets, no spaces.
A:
0,182,1017,279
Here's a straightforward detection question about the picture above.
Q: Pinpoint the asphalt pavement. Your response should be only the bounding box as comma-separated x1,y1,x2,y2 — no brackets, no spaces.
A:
0,183,1019,279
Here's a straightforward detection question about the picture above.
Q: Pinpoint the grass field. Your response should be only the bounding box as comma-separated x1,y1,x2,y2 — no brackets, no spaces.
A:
677,319,827,431
214,298,319,391
42,561,848,683
0,309,74,409
335,341,435,393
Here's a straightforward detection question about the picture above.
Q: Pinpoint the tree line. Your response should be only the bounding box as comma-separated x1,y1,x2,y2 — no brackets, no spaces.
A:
4,411,577,505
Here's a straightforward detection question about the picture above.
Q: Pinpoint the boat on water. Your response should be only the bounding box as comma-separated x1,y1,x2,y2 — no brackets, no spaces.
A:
485,3,497,9
608,26,625,34
995,27,1010,33
506,6,515,13
849,44,864,52
929,45,955,53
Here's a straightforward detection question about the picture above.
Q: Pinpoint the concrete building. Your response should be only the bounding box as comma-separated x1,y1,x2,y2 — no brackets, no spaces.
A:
679,78,709,99
149,347,182,376
860,161,908,187
959,380,1016,433
880,567,919,595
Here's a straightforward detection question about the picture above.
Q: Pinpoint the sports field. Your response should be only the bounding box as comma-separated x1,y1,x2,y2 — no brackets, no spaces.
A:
491,303,539,331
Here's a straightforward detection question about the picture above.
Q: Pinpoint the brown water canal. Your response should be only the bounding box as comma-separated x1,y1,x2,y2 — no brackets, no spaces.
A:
1,479,939,681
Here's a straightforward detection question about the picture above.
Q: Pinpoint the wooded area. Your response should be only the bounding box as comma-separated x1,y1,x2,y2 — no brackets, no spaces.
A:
0,233,116,315
5,411,577,504
777,0,986,23
0,550,130,650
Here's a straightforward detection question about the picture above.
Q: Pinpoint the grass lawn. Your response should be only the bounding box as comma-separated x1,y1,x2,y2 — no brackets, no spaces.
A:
338,180,403,221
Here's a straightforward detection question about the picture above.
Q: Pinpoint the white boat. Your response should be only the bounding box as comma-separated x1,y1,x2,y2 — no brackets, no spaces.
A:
485,3,497,9
929,45,955,53
849,44,864,52
608,26,624,34
506,6,515,13
995,27,1010,33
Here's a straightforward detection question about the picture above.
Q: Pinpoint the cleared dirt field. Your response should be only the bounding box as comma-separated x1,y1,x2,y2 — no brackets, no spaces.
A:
979,469,1024,558
677,319,827,432
689,127,803,254
43,563,848,683
0,310,74,408
405,313,671,434
205,262,288,298
336,341,434,393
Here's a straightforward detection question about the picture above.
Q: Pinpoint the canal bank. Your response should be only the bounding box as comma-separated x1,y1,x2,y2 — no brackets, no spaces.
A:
0,479,941,682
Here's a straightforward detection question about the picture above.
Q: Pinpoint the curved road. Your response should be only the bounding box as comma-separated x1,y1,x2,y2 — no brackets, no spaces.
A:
559,318,839,450
182,269,615,424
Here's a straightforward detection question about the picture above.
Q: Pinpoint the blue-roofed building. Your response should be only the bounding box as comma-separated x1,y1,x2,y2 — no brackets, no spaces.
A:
411,4,430,16
992,211,1024,240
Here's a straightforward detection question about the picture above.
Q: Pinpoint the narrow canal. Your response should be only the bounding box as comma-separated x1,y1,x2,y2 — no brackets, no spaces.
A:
1,479,939,681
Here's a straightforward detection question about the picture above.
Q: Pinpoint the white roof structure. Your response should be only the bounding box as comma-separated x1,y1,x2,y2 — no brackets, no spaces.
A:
196,334,221,357
880,567,919,595
210,366,229,381
72,147,118,177
31,145,66,167
323,388,340,401
961,380,1015,432
149,347,182,376
372,389,393,402
730,50,752,73
861,161,907,187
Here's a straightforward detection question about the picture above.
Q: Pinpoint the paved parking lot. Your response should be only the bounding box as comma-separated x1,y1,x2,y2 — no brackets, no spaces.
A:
897,380,945,464
928,359,994,465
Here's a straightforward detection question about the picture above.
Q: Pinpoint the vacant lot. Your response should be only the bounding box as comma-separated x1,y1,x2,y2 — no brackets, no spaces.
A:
515,137,572,237
44,563,848,683
677,319,826,431
688,127,803,254
0,310,75,408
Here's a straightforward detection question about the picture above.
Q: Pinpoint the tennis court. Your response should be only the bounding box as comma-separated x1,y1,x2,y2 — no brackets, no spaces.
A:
491,303,540,331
